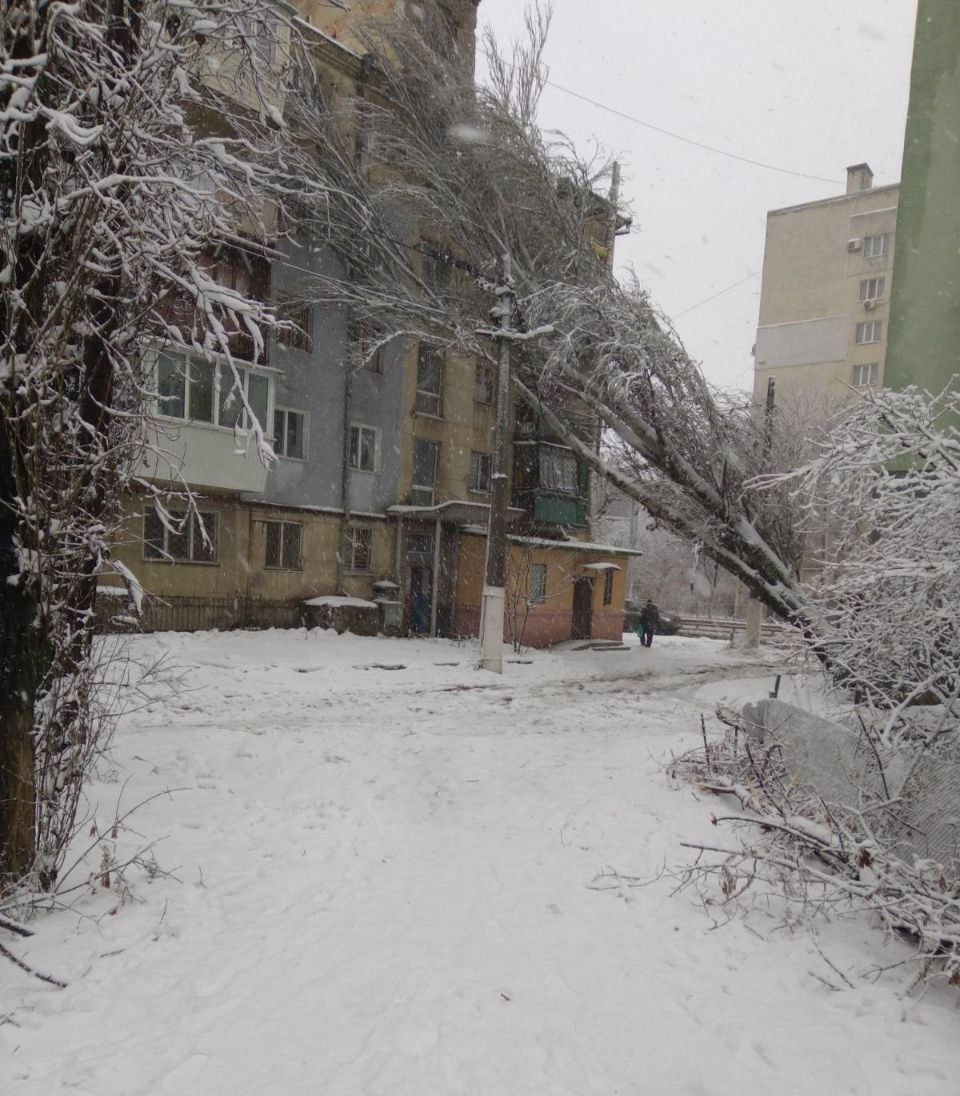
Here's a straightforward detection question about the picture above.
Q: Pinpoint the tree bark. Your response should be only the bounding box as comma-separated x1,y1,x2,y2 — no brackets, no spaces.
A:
0,430,39,883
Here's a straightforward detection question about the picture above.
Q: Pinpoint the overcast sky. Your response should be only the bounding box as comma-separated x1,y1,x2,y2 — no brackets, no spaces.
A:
476,0,918,394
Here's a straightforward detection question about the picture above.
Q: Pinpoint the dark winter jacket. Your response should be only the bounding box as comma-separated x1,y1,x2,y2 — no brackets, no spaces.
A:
638,602,660,631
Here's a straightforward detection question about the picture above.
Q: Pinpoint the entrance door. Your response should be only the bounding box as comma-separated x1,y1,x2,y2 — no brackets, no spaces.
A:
572,577,594,640
408,563,433,636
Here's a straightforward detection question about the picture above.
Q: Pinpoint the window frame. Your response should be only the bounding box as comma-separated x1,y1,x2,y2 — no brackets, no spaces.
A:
347,527,373,574
858,276,886,302
530,563,547,605
351,317,389,374
469,450,493,493
603,568,614,607
863,233,890,260
155,350,273,434
407,531,434,556
411,437,440,506
539,445,580,495
349,423,381,474
851,362,880,387
415,343,444,418
420,242,451,295
264,520,303,571
143,508,219,565
273,407,307,461
474,362,497,405
855,320,882,345
276,298,313,353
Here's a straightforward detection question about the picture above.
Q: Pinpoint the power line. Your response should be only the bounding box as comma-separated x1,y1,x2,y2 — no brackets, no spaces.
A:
691,321,756,354
674,271,760,319
544,79,842,185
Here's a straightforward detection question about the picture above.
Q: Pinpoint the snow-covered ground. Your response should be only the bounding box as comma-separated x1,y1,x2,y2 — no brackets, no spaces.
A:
3,631,958,1095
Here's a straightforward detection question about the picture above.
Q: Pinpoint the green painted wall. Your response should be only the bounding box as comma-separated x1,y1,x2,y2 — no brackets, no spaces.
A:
885,0,960,394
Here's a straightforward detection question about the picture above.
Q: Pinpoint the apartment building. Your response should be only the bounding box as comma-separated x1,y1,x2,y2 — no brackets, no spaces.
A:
886,0,960,396
109,0,635,646
752,164,899,412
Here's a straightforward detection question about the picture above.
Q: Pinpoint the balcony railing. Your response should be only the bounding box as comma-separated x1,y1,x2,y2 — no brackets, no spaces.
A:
533,492,588,528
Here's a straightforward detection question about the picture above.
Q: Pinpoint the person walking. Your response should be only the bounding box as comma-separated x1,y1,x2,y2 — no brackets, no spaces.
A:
638,598,660,648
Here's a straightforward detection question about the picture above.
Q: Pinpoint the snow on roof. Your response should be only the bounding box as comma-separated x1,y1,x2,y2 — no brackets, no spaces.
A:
245,499,389,521
292,15,364,61
461,527,642,557
303,596,377,610
580,562,622,571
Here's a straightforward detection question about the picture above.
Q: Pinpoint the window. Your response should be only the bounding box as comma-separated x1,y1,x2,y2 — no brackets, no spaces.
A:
420,244,450,295
351,317,388,373
415,344,443,416
349,424,380,473
407,532,434,555
603,568,614,606
859,276,886,302
469,451,493,493
540,446,579,493
239,10,278,66
852,362,880,386
157,354,214,422
439,3,460,45
347,527,372,572
863,234,890,259
157,353,186,419
219,362,269,431
411,438,439,506
143,508,218,564
157,352,271,432
475,362,496,404
855,320,882,345
276,299,312,352
265,521,302,569
273,408,306,460
530,563,547,605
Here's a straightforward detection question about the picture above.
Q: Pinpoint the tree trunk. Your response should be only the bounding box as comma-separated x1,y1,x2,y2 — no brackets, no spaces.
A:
0,429,38,883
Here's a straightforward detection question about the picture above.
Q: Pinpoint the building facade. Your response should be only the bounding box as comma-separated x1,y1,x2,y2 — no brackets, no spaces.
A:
885,0,960,395
752,164,899,412
107,0,634,647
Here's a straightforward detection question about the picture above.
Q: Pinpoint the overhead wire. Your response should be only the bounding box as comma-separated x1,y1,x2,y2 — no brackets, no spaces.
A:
543,78,842,185
674,271,760,318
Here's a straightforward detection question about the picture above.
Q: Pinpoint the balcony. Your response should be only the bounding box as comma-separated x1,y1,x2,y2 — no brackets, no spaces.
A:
143,348,274,494
533,492,589,528
142,420,270,495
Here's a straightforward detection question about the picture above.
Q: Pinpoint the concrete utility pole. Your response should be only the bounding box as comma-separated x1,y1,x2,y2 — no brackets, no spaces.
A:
746,376,778,646
479,255,516,674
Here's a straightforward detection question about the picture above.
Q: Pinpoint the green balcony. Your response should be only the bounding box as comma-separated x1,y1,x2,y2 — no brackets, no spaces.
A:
534,492,588,527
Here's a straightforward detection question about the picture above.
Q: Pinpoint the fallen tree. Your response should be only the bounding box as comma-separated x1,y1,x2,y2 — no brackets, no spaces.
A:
279,4,812,632
670,698,960,990
758,384,960,717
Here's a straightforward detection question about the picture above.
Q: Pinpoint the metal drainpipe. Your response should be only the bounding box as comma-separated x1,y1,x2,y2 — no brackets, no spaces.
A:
430,516,441,637
336,356,353,594
449,526,460,637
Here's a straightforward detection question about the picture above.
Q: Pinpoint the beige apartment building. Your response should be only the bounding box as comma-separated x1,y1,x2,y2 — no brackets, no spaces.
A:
752,164,899,412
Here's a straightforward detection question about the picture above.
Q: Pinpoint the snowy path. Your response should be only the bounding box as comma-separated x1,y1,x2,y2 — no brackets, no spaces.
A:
2,631,958,1095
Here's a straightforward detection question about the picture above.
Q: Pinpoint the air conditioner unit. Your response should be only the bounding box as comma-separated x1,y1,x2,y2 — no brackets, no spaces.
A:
847,238,862,252
863,298,876,310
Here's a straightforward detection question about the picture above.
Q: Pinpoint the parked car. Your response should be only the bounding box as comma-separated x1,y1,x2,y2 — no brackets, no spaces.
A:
622,600,682,636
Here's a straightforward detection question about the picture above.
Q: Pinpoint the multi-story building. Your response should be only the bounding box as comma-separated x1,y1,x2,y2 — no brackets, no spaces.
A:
885,0,960,396
109,0,635,646
752,164,899,412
